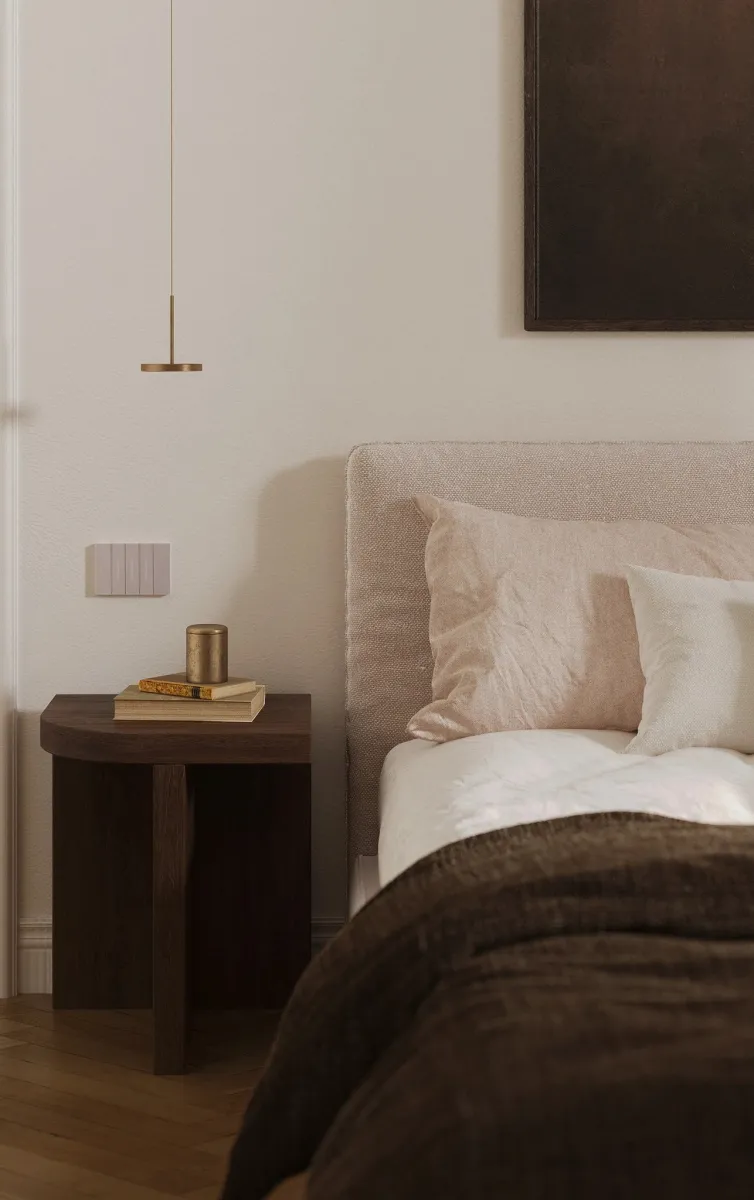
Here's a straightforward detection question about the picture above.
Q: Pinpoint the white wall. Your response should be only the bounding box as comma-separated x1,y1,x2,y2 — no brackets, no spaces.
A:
18,0,754,929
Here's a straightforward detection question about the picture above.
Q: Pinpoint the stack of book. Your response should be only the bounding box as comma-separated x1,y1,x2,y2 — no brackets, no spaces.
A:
114,674,265,723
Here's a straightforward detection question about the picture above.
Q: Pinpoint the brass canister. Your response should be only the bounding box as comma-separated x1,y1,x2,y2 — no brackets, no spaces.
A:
186,624,229,685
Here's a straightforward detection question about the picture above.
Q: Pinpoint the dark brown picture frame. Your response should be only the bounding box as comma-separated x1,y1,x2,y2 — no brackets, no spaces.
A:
525,0,754,331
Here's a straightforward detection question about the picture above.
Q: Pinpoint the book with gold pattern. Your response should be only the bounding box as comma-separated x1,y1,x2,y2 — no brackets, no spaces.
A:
137,673,256,701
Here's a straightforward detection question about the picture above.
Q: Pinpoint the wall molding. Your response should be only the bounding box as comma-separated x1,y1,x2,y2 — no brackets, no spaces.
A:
18,918,345,995
18,919,51,995
311,917,344,953
0,0,19,1001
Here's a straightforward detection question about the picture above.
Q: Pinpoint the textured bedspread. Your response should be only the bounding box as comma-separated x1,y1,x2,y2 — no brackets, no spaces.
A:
222,813,754,1199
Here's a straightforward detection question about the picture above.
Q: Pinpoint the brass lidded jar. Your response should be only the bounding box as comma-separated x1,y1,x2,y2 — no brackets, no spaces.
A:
186,624,228,685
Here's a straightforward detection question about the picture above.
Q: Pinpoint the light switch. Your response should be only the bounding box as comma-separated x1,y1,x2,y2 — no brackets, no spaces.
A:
89,544,170,596
139,544,154,596
93,544,111,596
125,545,140,595
153,544,171,596
111,545,126,596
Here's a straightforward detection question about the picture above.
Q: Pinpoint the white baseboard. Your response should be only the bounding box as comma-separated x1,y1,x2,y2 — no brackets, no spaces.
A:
18,918,52,994
311,917,344,953
17,916,344,995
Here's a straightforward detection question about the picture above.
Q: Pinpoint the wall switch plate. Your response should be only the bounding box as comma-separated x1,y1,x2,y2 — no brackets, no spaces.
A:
88,544,170,596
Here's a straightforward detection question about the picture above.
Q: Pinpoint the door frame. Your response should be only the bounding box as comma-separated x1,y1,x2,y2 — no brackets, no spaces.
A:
0,0,19,999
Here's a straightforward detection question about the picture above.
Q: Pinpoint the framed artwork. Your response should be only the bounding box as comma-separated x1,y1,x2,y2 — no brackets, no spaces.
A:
525,0,754,330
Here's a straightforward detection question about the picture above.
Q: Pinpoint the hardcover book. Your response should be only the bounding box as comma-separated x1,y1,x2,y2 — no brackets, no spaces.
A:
114,683,265,723
138,673,256,701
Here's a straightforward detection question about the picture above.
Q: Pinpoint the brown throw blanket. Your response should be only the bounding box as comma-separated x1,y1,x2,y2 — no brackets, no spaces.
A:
222,813,754,1199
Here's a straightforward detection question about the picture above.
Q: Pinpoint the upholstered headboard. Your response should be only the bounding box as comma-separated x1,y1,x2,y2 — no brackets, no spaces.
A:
345,441,754,859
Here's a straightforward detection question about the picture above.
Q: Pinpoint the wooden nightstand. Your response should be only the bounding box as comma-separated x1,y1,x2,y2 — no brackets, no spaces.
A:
40,693,311,1074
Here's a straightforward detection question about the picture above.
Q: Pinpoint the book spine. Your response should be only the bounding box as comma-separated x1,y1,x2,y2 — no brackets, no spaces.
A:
139,680,212,700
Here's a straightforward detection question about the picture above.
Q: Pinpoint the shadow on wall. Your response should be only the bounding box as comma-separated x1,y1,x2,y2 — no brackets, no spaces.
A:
225,456,349,919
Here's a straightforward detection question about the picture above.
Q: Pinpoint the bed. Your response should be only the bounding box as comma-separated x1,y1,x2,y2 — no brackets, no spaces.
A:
346,440,754,910
224,441,754,1200
377,729,754,886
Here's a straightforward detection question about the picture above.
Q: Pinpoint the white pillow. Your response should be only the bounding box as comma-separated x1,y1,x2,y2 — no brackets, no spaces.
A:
626,565,754,755
407,495,754,742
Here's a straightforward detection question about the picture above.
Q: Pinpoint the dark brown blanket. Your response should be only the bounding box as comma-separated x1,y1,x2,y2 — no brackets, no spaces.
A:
222,813,754,1199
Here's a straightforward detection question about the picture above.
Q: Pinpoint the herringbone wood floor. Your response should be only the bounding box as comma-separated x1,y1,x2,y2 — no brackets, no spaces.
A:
0,996,279,1199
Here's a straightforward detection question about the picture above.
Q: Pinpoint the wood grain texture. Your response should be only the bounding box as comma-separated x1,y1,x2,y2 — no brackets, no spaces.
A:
191,766,311,1010
525,0,754,330
152,765,192,1075
45,695,313,1078
0,997,281,1199
41,694,312,765
53,759,153,1010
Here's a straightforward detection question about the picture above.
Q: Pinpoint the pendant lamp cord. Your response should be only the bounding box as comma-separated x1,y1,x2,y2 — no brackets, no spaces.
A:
170,0,174,300
142,0,201,370
169,0,175,363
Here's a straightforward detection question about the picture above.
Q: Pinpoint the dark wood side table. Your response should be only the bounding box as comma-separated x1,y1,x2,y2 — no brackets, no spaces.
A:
40,693,311,1075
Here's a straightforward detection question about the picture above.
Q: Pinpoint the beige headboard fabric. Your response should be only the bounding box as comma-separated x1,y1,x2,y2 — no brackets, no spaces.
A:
345,441,754,859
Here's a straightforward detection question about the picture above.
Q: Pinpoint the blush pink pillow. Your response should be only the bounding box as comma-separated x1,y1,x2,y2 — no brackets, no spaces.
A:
407,496,754,743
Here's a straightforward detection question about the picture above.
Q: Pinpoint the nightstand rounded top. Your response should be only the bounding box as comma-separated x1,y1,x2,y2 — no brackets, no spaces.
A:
40,694,312,765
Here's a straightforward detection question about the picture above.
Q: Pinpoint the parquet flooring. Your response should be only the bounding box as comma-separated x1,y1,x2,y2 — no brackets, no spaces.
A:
0,996,279,1199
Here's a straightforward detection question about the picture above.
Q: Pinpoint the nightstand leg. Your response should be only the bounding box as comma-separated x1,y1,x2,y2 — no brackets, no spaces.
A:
152,764,192,1075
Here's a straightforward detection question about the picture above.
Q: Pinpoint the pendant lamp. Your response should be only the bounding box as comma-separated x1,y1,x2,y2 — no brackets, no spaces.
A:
142,0,202,372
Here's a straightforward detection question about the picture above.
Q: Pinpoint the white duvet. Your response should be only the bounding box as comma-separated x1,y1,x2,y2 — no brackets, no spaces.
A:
378,730,754,887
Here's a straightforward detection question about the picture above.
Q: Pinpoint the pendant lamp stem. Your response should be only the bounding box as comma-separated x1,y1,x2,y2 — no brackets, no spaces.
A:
141,0,202,372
